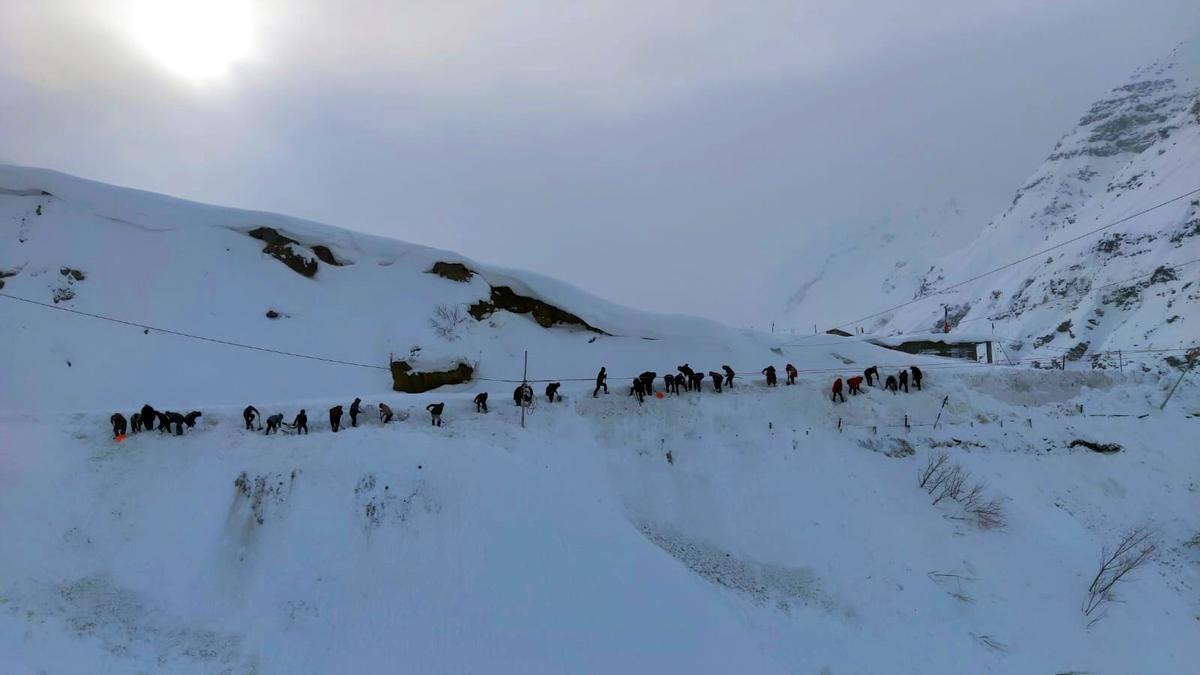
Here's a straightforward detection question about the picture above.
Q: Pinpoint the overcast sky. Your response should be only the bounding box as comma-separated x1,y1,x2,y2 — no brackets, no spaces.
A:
2,1,1197,326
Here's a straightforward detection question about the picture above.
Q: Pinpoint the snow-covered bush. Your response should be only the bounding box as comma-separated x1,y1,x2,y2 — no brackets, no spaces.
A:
429,303,469,341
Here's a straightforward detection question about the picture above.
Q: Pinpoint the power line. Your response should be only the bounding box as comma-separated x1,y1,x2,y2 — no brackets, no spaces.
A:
829,186,1200,329
960,257,1200,326
0,292,390,371
4,291,1192,386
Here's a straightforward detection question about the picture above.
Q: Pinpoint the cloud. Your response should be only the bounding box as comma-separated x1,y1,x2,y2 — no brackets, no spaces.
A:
1,0,1198,325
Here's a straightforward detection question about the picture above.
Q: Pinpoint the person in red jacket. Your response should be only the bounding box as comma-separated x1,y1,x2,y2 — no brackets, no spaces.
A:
832,378,846,403
847,376,863,395
785,364,798,385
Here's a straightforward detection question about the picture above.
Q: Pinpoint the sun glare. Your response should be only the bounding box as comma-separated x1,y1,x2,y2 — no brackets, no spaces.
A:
127,0,254,80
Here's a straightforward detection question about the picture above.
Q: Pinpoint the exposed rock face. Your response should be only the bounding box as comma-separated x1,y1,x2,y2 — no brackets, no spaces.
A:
312,245,344,267
390,361,474,393
246,227,296,247
470,286,607,334
428,261,474,282
246,227,318,278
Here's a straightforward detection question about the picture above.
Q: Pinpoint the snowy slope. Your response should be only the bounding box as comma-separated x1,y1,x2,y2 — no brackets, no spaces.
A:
0,164,818,413
808,37,1200,364
770,199,983,333
3,150,1200,673
2,369,1199,674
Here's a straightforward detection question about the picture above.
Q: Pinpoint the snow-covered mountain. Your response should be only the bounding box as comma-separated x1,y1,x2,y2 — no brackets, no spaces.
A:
771,198,984,333
814,37,1200,364
0,164,800,412
2,165,1200,674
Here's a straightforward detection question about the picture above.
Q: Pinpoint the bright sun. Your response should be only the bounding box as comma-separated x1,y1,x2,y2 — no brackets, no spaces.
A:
127,0,254,80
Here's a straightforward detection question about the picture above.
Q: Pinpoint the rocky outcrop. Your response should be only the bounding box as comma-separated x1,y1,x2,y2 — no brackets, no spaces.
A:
390,361,474,393
312,245,344,267
246,227,318,278
428,261,474,282
469,286,606,334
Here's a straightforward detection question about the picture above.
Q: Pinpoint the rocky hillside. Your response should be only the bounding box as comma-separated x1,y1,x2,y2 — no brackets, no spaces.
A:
848,36,1200,365
0,165,792,412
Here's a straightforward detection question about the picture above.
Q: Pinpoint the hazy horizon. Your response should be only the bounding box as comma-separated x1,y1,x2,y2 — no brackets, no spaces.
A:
3,0,1197,327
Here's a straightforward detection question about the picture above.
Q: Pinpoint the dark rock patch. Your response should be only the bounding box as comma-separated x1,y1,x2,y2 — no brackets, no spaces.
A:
60,267,86,282
428,261,474,282
246,227,319,277
469,286,606,334
1069,439,1122,454
246,226,297,247
263,243,317,277
311,245,344,267
390,361,474,393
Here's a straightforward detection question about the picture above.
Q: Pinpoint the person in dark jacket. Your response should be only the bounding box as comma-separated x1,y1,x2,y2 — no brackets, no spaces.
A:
265,413,284,435
898,370,909,393
156,411,173,434
664,374,678,395
513,384,533,407
910,366,923,391
293,409,308,434
141,404,157,431
329,405,343,433
130,412,142,433
545,382,561,402
785,364,798,386
677,364,696,391
474,392,489,413
110,413,127,439
722,365,736,388
426,402,445,427
864,366,879,387
709,371,724,392
762,366,778,387
243,406,260,430
184,411,202,428
690,371,705,392
885,375,898,393
379,403,394,424
163,411,187,435
349,398,363,427
593,367,608,397
832,378,846,403
630,377,645,404
639,371,656,395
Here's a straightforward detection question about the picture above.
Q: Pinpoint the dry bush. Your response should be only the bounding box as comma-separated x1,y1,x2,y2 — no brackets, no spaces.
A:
429,303,469,340
1082,526,1157,624
918,452,1007,530
918,451,949,488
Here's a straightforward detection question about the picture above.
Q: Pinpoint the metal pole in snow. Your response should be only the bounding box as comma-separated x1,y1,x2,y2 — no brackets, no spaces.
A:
933,396,950,429
1159,356,1196,411
521,350,528,429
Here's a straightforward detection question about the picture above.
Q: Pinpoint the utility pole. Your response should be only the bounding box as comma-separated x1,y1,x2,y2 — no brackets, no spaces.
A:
1160,349,1198,411
521,350,528,429
943,305,950,333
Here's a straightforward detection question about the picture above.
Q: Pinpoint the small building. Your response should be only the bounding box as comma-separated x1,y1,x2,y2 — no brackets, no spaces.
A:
869,334,994,363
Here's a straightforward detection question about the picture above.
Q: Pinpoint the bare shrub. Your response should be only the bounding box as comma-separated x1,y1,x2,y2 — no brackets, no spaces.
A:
429,303,468,340
917,453,1006,530
918,451,949,488
1082,526,1157,624
932,466,967,506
